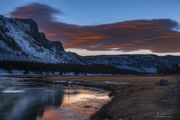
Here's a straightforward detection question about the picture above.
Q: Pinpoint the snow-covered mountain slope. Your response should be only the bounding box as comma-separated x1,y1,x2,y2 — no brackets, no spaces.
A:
85,55,180,73
0,15,87,64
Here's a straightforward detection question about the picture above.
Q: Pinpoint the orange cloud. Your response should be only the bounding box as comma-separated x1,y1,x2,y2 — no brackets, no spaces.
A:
11,3,180,53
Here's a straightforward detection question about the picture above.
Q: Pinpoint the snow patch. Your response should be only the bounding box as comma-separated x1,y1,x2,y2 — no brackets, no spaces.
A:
2,88,25,93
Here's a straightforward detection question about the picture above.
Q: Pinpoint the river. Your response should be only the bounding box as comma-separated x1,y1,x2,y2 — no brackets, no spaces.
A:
0,77,110,120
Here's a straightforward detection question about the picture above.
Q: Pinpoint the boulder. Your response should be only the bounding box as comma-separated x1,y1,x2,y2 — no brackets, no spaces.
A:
159,79,169,86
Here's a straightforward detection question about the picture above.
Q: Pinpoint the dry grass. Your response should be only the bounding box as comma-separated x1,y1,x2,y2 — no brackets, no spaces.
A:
42,74,179,85
34,74,180,119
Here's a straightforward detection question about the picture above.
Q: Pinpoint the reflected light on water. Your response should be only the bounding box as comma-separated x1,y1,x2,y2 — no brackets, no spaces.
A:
38,87,110,120
63,88,110,104
37,107,64,120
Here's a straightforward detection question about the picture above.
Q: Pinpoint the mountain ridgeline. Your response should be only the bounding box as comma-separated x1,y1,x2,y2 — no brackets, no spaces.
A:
0,15,86,64
0,15,180,74
85,55,180,74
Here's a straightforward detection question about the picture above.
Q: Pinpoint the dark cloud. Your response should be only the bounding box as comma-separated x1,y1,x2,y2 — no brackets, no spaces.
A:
11,3,180,53
11,3,63,29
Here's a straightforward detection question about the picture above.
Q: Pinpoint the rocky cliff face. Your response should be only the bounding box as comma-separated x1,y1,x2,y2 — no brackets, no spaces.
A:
0,15,87,64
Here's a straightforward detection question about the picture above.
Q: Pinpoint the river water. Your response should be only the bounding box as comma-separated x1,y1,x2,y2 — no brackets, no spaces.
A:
0,77,110,120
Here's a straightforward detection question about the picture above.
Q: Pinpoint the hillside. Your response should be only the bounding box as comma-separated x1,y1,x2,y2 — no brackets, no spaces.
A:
85,55,180,73
0,15,87,64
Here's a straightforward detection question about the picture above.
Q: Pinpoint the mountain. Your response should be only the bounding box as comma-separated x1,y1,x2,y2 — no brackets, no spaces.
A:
0,15,180,74
85,55,180,73
0,15,87,64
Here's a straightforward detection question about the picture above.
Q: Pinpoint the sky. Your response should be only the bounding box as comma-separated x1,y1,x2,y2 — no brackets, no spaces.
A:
1,0,180,56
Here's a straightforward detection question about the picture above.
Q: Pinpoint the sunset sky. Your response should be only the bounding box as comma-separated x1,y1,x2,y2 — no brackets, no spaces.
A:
1,0,180,56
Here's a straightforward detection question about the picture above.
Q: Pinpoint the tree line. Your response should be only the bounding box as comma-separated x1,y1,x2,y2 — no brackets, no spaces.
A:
157,64,180,74
0,61,136,74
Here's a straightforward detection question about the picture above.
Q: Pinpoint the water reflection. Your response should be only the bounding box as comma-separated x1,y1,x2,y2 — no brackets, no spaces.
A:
39,87,110,120
0,79,64,120
0,77,110,120
63,87,110,104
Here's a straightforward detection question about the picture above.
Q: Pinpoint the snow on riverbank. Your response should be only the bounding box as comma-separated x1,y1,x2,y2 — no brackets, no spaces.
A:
0,69,113,76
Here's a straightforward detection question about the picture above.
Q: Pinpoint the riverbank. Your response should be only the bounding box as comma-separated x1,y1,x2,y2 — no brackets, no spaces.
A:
31,75,179,120
3,74,180,120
